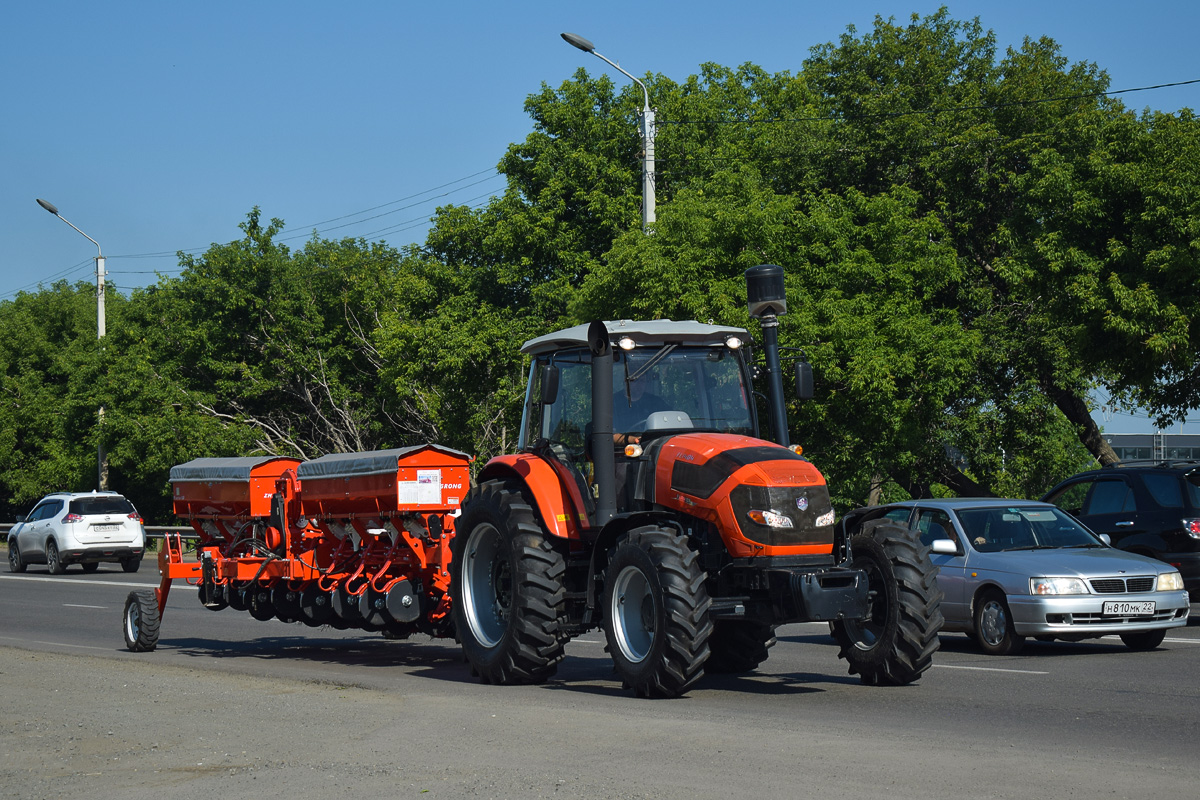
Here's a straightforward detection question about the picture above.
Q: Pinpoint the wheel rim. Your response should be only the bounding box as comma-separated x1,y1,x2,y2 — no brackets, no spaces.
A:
47,543,58,571
978,600,1007,647
461,522,511,647
842,557,886,651
125,603,140,643
8,546,17,570
610,564,656,664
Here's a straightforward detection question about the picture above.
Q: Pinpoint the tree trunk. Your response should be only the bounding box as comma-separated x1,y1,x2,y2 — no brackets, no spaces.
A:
1049,386,1120,465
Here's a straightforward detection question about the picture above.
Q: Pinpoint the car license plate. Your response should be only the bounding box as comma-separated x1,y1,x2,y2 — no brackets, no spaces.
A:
1102,601,1155,616
92,524,119,533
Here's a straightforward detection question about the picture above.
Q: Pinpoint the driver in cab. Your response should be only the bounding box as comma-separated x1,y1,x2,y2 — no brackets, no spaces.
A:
613,376,668,447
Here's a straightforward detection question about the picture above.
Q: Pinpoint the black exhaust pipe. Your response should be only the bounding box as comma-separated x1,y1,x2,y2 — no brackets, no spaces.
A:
745,265,790,447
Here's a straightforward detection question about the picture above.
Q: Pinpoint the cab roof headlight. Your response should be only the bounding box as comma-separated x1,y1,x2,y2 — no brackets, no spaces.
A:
1157,571,1184,592
725,335,743,350
747,509,794,528
788,444,804,456
1030,577,1088,595
617,336,636,351
623,443,644,458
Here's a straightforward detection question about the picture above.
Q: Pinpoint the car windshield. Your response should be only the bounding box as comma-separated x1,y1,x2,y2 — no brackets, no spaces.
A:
69,496,135,516
955,506,1103,552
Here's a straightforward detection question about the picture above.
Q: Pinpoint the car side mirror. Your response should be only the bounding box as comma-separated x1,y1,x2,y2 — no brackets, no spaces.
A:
931,539,958,555
1098,533,1111,546
14,515,26,524
539,364,559,405
794,360,813,400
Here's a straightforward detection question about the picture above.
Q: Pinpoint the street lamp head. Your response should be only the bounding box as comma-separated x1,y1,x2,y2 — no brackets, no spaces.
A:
561,32,595,53
36,198,60,216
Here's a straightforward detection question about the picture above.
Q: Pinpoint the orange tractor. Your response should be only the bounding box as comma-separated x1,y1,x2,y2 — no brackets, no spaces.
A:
451,265,942,696
124,265,942,699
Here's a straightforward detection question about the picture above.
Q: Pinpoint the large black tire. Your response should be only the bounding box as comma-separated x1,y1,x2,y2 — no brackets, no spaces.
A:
601,526,712,698
831,520,943,685
123,590,161,652
1120,628,1166,651
972,589,1025,655
8,541,25,573
81,562,100,573
705,621,777,674
451,481,567,685
46,540,66,575
120,557,141,574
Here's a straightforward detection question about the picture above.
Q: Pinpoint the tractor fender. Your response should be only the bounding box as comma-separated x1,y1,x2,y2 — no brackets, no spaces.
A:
477,454,588,540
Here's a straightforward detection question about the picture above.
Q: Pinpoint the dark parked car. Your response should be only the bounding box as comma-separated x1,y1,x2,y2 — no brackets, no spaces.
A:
1041,461,1200,597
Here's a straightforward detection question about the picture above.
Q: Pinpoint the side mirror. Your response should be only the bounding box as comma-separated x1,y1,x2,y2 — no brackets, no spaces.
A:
539,364,560,405
931,539,958,555
794,361,814,400
15,514,26,524
1098,533,1112,546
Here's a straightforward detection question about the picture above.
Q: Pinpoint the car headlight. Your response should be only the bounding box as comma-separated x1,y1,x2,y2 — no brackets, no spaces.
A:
1030,577,1089,595
1157,572,1185,592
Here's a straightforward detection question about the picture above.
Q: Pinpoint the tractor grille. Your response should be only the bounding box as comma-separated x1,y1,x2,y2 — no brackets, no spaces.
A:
1089,577,1156,594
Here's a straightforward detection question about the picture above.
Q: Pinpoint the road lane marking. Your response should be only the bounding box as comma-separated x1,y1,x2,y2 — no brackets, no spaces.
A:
0,635,113,652
0,574,192,590
63,604,107,609
933,664,1049,674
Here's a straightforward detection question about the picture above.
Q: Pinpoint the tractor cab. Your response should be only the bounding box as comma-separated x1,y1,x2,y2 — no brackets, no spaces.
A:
519,321,758,523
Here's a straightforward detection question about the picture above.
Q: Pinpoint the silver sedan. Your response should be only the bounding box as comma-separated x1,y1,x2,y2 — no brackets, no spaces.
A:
849,498,1190,654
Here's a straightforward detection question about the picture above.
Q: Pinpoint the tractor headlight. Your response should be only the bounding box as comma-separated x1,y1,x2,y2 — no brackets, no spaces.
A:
747,509,794,529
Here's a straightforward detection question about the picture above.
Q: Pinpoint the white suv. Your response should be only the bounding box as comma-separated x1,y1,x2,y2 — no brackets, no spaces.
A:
7,492,146,574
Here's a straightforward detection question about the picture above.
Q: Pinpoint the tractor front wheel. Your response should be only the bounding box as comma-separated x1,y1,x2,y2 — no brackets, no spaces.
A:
451,481,566,685
831,520,943,685
602,526,712,698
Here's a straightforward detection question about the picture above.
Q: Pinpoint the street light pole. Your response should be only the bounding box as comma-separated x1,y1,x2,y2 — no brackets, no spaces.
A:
561,32,656,232
36,198,108,490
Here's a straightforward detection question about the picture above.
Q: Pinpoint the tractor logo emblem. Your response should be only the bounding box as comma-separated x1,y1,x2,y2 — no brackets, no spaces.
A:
796,497,808,511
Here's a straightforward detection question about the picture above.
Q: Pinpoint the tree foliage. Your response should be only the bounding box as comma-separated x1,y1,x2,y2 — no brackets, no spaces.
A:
3,8,1198,520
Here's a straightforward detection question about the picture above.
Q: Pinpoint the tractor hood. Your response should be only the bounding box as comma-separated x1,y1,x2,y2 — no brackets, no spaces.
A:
650,433,836,556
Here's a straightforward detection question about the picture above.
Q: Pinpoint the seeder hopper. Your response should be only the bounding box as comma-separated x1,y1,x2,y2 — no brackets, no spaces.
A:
121,445,472,651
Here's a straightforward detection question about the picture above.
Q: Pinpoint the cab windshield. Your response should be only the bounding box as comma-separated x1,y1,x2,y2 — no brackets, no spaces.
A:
522,345,755,452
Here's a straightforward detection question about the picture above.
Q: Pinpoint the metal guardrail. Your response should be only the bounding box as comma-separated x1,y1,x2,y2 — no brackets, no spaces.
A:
1,522,197,539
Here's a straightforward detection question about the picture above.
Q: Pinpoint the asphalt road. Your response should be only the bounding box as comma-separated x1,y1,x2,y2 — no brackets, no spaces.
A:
2,563,1199,799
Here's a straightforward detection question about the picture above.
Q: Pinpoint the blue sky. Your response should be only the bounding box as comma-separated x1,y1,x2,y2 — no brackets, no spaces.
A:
4,1,1198,435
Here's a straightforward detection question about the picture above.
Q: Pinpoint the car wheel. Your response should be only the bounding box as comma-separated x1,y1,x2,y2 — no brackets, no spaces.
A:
46,540,66,575
120,557,141,574
7,542,26,573
972,590,1025,655
1120,629,1166,651
81,562,99,573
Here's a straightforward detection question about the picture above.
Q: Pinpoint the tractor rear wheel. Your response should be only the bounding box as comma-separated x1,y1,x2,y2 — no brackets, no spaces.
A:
602,526,712,698
704,620,777,674
831,520,943,685
452,481,566,685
